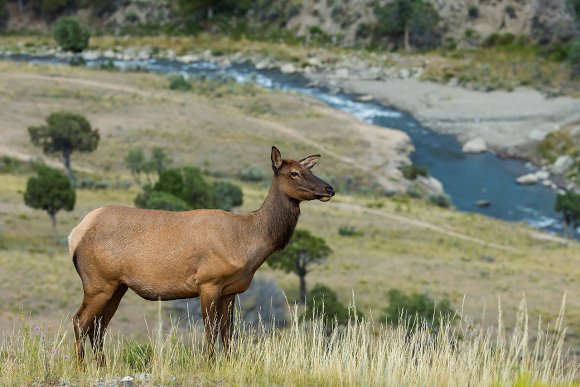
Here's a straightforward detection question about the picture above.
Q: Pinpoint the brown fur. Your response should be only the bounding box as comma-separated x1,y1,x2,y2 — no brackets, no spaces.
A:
69,146,334,365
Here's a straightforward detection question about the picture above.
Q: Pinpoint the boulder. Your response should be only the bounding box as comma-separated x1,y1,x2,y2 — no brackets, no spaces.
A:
535,170,550,180
280,63,297,74
476,200,491,208
551,155,574,175
357,94,374,102
307,57,322,67
417,176,445,195
516,173,538,185
462,137,488,154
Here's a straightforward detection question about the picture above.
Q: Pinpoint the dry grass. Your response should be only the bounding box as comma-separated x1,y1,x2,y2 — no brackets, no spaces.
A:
0,299,577,385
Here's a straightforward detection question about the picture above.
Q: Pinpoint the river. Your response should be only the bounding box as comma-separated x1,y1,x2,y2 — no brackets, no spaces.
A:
2,54,574,237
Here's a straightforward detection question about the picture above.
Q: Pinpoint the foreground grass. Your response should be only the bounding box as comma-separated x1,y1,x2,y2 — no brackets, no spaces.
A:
1,299,577,385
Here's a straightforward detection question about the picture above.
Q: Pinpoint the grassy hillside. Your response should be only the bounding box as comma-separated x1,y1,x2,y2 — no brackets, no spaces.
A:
0,60,578,383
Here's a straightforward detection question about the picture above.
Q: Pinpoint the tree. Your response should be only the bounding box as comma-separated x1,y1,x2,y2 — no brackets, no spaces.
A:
28,112,99,184
381,289,455,332
374,0,440,50
554,191,580,237
53,16,91,52
24,165,75,241
268,229,331,303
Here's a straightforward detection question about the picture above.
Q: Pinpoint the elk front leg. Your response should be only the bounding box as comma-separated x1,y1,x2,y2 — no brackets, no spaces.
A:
219,294,235,355
200,286,221,359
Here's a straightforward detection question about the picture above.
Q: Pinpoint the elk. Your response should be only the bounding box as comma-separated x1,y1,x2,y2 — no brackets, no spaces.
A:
69,146,335,366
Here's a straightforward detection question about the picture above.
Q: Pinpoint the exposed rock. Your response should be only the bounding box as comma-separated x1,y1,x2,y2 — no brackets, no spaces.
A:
551,155,574,175
476,200,491,208
516,173,538,185
119,376,135,387
281,63,297,74
307,57,322,67
462,137,487,154
417,176,445,195
255,60,273,70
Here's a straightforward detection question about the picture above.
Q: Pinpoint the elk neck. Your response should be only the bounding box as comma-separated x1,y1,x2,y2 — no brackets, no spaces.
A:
253,176,301,255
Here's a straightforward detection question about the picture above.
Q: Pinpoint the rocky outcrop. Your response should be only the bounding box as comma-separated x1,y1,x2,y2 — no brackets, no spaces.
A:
284,0,576,47
516,173,538,185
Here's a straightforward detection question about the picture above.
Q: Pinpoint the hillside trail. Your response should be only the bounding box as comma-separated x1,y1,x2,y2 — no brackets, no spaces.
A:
10,73,572,249
12,73,396,188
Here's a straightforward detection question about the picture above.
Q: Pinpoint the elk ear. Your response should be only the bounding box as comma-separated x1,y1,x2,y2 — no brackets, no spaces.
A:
299,154,321,169
271,146,283,173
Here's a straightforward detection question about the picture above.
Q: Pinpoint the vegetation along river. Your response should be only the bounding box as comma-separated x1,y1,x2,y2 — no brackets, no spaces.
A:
3,54,572,238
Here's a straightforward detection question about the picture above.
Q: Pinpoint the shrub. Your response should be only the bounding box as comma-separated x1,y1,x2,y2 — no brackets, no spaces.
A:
382,289,455,331
307,284,363,326
53,17,90,53
0,156,22,174
467,5,479,19
122,341,152,371
505,5,517,19
168,75,192,91
239,165,267,182
338,226,362,237
401,164,428,180
484,32,516,47
428,193,452,208
135,190,191,212
213,181,243,211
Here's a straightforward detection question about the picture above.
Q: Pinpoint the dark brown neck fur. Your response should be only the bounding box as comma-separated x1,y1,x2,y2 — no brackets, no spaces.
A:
256,178,300,252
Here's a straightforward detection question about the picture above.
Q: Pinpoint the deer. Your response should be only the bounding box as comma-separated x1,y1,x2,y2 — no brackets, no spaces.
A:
68,146,335,366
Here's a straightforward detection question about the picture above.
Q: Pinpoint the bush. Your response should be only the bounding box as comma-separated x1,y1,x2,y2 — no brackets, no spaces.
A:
53,17,90,53
168,75,192,91
467,5,479,19
338,226,362,237
122,341,152,371
382,289,455,331
0,156,22,174
428,193,452,208
239,165,267,182
401,165,428,180
484,32,516,47
135,189,191,212
213,181,243,211
307,284,363,326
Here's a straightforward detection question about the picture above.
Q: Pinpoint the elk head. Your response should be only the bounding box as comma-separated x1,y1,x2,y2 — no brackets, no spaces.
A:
271,146,335,202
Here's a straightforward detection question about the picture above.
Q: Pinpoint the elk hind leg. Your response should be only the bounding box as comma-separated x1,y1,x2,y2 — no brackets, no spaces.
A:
90,284,128,367
72,285,117,366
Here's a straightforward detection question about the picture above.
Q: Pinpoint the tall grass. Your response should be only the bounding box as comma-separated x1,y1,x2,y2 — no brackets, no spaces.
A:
0,298,577,385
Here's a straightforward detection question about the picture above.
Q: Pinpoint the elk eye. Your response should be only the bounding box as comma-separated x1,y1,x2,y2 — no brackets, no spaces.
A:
290,171,299,178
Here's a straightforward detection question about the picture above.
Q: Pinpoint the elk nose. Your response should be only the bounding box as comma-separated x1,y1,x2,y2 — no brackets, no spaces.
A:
325,185,335,196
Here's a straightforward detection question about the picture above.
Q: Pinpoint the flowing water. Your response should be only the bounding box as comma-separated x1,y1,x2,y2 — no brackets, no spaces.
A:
3,54,574,237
